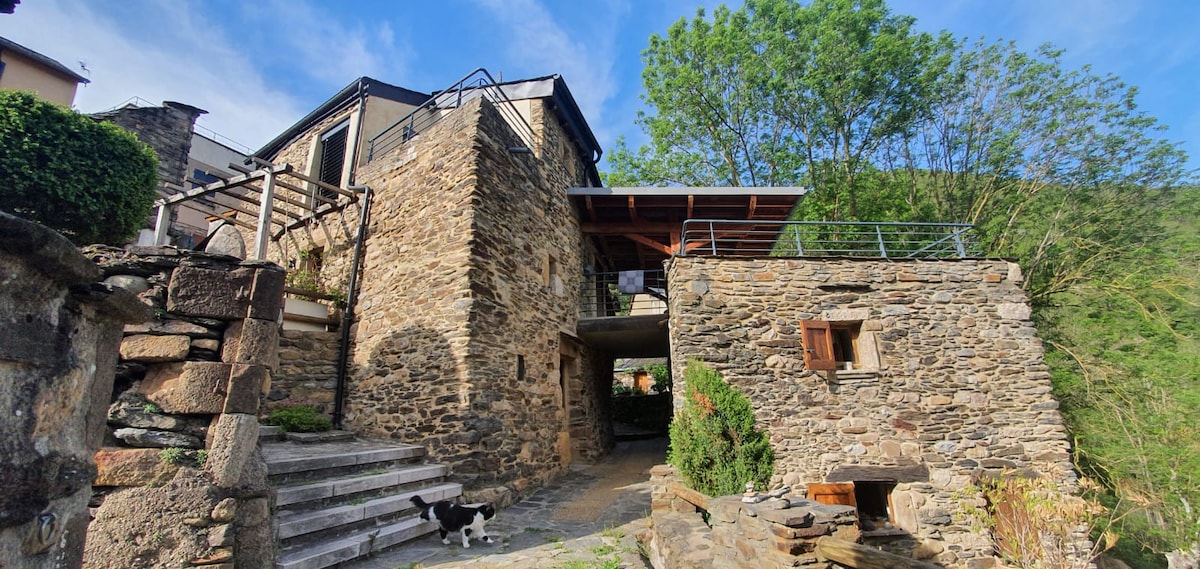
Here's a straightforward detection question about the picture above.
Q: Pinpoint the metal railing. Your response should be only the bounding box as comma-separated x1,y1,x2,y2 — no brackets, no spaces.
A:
367,68,536,162
680,220,982,259
579,270,668,318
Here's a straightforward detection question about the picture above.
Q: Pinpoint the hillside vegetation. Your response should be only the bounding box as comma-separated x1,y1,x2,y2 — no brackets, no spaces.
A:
605,1,1198,565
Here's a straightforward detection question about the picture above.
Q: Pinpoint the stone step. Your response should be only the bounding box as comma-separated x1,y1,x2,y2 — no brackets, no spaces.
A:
284,430,355,444
275,463,449,509
264,440,425,485
276,516,436,569
259,425,285,442
277,482,461,542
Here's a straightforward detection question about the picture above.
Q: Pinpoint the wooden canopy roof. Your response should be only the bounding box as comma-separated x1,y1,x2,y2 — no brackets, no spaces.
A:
568,187,809,272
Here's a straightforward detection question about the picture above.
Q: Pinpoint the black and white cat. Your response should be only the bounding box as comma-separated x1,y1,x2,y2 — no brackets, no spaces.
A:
410,495,496,548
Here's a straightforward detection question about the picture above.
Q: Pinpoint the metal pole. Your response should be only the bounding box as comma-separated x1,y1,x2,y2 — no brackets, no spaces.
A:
709,222,717,256
153,204,171,245
876,225,887,258
953,228,966,257
254,171,276,260
793,224,804,256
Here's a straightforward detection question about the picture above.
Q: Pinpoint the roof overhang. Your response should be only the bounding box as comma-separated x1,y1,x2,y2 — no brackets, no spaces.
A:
568,186,809,271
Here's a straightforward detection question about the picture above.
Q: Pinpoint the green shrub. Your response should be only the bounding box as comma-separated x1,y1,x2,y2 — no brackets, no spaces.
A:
0,91,158,245
668,360,774,497
265,405,333,433
649,363,671,393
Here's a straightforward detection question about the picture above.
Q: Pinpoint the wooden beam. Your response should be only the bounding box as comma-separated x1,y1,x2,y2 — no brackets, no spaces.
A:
687,194,694,219
815,537,943,569
668,482,710,511
627,195,639,222
177,200,284,228
624,233,673,256
158,168,273,206
585,195,595,220
273,176,340,206
284,169,359,199
748,194,758,218
212,188,306,220
580,222,681,235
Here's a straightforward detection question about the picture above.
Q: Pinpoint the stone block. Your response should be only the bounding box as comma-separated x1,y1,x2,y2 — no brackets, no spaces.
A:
708,497,743,524
247,267,285,320
113,427,203,449
124,318,211,337
224,364,269,414
167,265,253,319
207,523,233,547
223,318,279,370
138,362,230,414
759,508,814,527
93,448,181,486
205,413,260,488
119,334,190,362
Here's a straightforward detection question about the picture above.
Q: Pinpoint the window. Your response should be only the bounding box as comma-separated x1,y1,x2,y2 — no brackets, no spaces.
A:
544,253,563,295
801,319,876,372
315,121,349,205
517,355,526,382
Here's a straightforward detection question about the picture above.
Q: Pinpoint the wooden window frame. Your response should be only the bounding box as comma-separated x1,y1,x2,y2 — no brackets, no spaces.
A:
803,319,869,372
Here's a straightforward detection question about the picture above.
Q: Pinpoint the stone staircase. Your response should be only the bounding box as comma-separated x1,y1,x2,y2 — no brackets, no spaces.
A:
263,434,461,569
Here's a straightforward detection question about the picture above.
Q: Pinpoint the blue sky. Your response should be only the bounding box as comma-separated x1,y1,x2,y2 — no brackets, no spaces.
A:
3,0,1197,171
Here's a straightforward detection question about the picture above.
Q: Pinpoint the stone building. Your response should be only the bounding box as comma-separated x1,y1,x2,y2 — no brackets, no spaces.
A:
198,69,1080,566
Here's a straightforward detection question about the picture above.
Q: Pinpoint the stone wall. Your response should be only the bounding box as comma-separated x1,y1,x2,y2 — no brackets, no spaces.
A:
646,465,862,569
81,246,283,569
269,329,340,414
666,256,1080,567
0,213,144,569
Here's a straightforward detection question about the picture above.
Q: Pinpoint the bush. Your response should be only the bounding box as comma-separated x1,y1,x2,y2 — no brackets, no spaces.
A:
649,363,671,393
0,90,158,244
668,360,774,497
265,405,333,433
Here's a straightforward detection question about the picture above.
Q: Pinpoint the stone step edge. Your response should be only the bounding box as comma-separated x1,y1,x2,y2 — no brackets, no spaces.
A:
275,464,449,507
276,516,437,569
265,444,426,476
277,483,461,541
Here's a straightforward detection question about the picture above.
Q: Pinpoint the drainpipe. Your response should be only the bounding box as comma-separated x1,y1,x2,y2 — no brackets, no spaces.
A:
347,78,367,185
332,184,372,428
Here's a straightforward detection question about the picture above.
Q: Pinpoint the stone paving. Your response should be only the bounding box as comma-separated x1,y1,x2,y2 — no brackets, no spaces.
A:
342,437,667,569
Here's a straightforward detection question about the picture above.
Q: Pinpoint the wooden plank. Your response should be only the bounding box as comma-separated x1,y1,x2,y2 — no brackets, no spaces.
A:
284,169,359,199
808,482,856,506
580,222,680,235
827,464,930,484
176,200,284,228
668,482,710,511
156,165,287,206
815,537,943,569
625,234,673,256
273,176,340,206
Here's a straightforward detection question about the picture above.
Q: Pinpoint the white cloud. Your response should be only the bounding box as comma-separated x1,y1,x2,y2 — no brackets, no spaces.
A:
472,0,622,149
3,0,301,150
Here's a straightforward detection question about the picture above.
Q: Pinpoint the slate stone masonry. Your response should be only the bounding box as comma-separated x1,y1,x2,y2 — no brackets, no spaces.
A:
666,256,1082,567
81,246,283,568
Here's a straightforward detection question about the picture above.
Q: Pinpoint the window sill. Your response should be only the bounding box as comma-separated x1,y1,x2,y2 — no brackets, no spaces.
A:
833,369,880,380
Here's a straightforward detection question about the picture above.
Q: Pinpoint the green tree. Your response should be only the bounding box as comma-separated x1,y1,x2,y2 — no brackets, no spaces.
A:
668,361,774,496
0,90,158,245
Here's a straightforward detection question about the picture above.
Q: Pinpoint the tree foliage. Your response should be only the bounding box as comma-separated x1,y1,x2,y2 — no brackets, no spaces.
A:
668,360,774,497
612,0,1196,563
0,90,158,245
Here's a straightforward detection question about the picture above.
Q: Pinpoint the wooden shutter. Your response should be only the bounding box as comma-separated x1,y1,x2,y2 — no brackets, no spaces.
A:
317,123,349,187
807,482,857,507
801,319,837,370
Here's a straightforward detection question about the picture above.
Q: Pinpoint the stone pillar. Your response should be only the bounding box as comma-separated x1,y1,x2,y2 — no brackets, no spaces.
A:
82,247,284,569
0,212,146,569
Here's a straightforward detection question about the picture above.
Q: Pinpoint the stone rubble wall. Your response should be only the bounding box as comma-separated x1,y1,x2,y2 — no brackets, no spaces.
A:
269,329,340,414
666,256,1080,567
0,213,145,569
81,246,283,569
646,465,860,569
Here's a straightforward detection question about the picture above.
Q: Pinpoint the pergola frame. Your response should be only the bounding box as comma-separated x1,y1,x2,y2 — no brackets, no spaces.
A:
151,158,365,260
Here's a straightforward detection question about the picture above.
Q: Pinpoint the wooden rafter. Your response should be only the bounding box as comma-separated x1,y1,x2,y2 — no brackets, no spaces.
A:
624,233,673,256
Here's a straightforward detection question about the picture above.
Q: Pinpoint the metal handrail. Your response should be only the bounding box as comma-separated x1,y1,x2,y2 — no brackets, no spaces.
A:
367,68,535,162
579,270,668,318
679,220,981,259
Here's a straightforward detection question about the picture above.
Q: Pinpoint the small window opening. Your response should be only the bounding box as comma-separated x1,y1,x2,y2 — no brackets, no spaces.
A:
517,355,526,382
545,254,563,295
831,323,860,370
854,481,896,531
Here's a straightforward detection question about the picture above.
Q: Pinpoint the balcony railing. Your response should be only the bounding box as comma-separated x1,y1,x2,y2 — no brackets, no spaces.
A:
367,68,535,162
579,270,668,318
680,220,982,259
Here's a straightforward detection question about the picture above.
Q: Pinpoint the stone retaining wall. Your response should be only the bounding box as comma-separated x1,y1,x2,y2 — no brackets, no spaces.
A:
81,246,283,568
666,256,1081,567
646,465,860,569
0,213,145,569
